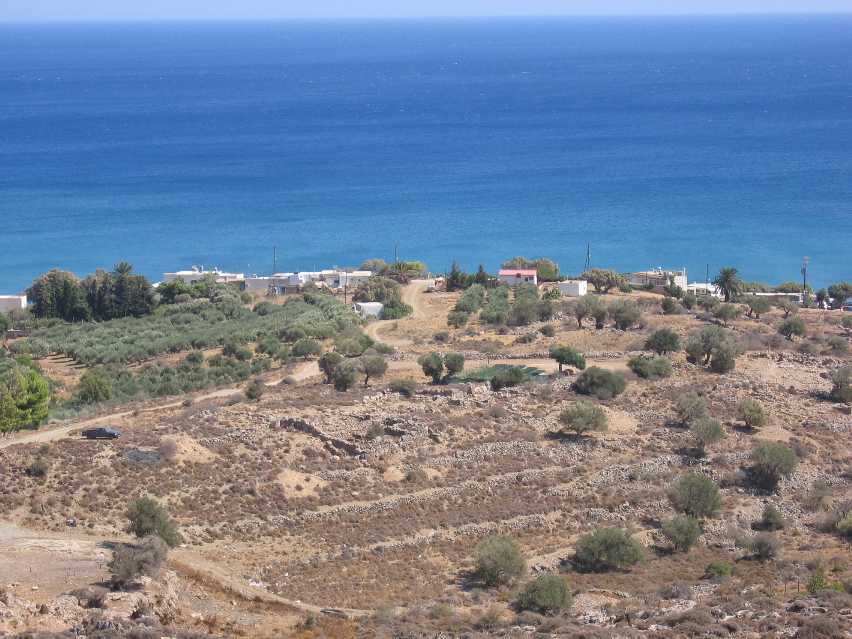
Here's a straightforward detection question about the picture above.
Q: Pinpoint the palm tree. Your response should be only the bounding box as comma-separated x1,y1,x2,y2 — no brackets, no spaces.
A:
113,261,133,276
713,267,741,302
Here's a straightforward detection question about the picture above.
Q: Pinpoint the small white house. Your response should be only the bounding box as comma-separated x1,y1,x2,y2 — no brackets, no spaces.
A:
163,267,244,285
627,268,687,291
498,269,538,286
0,295,27,313
337,270,372,289
685,282,723,299
558,280,588,297
354,302,384,319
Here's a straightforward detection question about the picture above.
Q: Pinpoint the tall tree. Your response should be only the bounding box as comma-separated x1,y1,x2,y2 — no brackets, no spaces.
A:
27,270,90,322
0,362,50,433
713,267,742,302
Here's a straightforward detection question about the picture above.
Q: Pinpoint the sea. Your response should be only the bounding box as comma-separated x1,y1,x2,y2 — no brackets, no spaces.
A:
1,16,851,293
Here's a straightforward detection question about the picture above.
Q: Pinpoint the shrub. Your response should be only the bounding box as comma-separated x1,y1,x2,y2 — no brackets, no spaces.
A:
745,297,772,319
574,527,643,572
755,504,785,531
332,361,358,391
610,300,642,330
674,391,708,425
669,474,721,519
689,417,725,456
574,367,627,400
713,303,742,325
455,284,486,313
388,378,417,397
75,368,113,405
473,535,526,586
750,533,779,561
628,355,672,380
549,345,586,373
681,292,697,310
318,352,344,384
738,398,766,429
558,401,608,437
685,325,729,365
516,574,572,614
778,316,806,340
645,328,680,355
292,338,321,359
27,458,48,478
126,497,180,547
244,377,265,401
581,269,628,294
447,310,470,328
539,324,555,337
108,536,168,587
433,330,450,343
826,336,849,354
418,352,444,384
709,341,738,374
661,515,701,553
704,561,732,581
829,365,852,403
749,442,797,491
661,297,678,315
591,303,608,329
443,352,465,378
360,354,388,386
490,366,527,391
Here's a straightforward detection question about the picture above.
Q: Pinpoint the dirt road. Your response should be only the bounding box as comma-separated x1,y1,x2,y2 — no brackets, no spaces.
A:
0,360,320,451
364,278,433,345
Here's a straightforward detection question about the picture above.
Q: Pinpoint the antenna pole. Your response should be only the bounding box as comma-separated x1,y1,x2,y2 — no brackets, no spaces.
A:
272,246,277,275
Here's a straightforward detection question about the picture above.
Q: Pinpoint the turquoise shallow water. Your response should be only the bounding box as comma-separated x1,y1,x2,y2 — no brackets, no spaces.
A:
1,16,850,292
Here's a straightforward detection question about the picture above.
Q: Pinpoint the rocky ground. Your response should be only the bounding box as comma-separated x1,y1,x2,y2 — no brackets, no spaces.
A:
1,285,851,638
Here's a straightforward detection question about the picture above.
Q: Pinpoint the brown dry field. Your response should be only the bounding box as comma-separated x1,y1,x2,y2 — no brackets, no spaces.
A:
2,284,851,637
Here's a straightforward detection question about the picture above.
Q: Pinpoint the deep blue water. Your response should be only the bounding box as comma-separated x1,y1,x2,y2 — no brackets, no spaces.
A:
1,17,851,293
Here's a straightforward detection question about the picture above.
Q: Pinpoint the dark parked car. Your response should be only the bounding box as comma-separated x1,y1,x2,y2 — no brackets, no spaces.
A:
81,427,121,440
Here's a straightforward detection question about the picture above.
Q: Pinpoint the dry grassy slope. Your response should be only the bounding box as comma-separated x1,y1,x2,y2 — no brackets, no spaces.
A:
1,287,851,637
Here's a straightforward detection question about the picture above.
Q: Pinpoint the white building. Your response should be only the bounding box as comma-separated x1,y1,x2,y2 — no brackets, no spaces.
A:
686,282,723,298
354,302,384,319
0,295,27,313
498,269,538,286
163,267,245,286
337,271,372,289
558,280,588,297
627,268,687,291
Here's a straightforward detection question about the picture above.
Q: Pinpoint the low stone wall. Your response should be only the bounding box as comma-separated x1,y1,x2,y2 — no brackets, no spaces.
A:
278,418,365,458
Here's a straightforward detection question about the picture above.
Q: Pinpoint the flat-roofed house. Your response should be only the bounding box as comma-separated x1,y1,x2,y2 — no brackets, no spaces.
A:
498,269,538,286
0,295,27,313
558,280,588,297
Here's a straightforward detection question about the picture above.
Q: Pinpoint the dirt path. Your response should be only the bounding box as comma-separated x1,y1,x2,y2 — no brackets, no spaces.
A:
364,278,433,345
0,361,320,451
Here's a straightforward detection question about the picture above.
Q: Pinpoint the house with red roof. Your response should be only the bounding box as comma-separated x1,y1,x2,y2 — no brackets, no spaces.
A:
498,269,537,286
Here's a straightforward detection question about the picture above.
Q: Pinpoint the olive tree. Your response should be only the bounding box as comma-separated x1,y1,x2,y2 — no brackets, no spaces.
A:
473,535,526,586
559,401,608,437
645,328,680,355
749,442,797,491
669,474,721,519
549,345,586,373
738,398,766,429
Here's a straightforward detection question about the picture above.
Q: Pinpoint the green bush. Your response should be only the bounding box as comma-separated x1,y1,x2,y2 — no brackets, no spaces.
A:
558,401,608,437
709,341,738,374
108,536,168,587
749,442,797,490
609,300,643,330
681,292,697,310
755,504,785,531
388,378,417,397
573,367,627,400
661,297,678,315
418,353,444,384
778,316,806,340
689,417,725,456
447,310,470,328
539,324,555,337
27,458,48,478
574,528,643,572
319,352,344,384
738,398,766,429
443,352,466,378
830,365,852,403
674,390,708,425
454,284,486,313
704,561,732,581
749,533,779,561
473,535,526,586
628,355,672,380
126,497,181,547
549,345,586,373
332,361,358,391
292,338,321,359
490,366,528,391
360,355,388,387
685,325,730,365
75,368,113,405
516,574,572,614
713,303,742,325
244,377,266,401
581,269,628,294
661,516,701,552
669,474,721,519
645,328,680,355
745,297,772,319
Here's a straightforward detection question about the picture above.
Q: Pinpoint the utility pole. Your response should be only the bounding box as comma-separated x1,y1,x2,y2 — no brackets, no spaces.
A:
802,256,810,299
272,246,277,275
584,243,591,272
